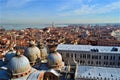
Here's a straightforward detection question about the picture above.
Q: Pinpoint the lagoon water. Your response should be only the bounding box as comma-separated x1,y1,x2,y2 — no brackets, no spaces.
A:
0,23,119,30
0,24,68,30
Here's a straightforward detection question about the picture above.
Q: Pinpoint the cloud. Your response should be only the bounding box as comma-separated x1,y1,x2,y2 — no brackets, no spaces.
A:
58,0,83,11
58,1,120,16
98,1,120,13
58,0,94,11
6,0,33,8
87,0,93,3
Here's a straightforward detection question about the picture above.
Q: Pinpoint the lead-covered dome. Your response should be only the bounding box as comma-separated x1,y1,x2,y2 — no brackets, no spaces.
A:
24,41,41,65
47,51,63,70
7,53,31,76
37,42,48,61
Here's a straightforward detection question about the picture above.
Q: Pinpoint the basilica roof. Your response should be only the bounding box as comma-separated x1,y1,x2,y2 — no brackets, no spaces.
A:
47,51,63,68
24,46,41,63
7,54,31,76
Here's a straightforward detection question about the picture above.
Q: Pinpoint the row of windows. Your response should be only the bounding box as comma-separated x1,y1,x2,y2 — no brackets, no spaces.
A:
64,53,120,60
76,60,120,66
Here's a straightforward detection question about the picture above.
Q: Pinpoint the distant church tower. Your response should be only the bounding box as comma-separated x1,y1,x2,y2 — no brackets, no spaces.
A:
52,22,55,27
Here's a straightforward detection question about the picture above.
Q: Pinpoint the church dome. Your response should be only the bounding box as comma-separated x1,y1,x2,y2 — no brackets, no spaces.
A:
24,41,41,65
7,53,31,76
37,42,48,60
47,51,63,69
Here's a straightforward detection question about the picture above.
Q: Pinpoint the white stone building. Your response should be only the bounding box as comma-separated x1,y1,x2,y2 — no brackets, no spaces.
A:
57,44,120,80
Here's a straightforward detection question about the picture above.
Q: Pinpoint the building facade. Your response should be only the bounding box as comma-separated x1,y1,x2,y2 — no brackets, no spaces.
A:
57,44,120,80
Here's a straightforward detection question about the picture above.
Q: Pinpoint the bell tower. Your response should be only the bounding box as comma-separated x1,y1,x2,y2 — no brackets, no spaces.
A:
52,22,54,27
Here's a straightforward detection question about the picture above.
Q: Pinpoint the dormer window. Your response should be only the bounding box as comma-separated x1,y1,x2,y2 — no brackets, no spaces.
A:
111,47,118,51
91,49,99,52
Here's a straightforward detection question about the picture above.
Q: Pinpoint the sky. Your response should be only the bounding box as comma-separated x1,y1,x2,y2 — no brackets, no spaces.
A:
0,0,120,24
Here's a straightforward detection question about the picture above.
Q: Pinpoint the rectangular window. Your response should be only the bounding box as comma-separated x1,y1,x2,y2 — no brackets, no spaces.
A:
71,54,73,57
110,56,112,60
75,54,76,58
91,61,93,64
106,62,108,65
92,55,94,59
80,60,82,64
80,54,82,58
110,62,112,65
104,62,106,65
118,62,120,66
96,61,98,65
106,56,108,60
113,62,115,65
88,61,90,64
95,55,98,59
113,56,115,60
99,56,101,59
83,54,86,59
104,56,106,60
87,54,90,59
99,61,101,65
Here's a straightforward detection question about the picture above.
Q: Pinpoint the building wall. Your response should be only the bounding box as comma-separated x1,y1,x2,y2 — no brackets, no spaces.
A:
58,50,120,68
